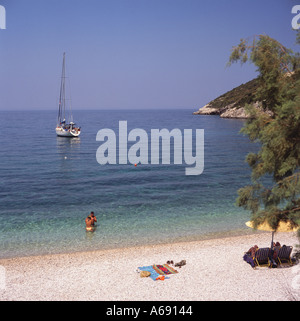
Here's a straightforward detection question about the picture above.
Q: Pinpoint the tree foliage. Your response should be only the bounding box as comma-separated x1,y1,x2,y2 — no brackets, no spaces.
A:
229,32,300,236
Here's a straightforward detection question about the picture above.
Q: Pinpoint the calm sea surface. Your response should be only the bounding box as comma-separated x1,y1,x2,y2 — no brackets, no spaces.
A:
0,109,257,259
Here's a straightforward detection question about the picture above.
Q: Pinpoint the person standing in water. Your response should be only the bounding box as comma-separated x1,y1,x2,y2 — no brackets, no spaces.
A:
85,216,93,232
85,212,97,232
90,211,97,226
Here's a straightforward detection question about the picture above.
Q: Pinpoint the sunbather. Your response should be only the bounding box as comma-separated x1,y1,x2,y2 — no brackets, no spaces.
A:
267,242,281,267
243,245,258,269
268,250,277,267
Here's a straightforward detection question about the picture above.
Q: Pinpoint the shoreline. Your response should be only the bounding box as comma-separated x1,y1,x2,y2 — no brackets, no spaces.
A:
0,227,258,261
0,231,299,301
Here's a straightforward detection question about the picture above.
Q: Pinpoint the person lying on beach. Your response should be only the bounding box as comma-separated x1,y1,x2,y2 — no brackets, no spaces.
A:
243,245,258,269
85,216,94,232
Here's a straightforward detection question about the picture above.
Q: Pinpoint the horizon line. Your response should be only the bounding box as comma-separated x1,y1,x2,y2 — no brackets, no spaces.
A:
0,107,198,112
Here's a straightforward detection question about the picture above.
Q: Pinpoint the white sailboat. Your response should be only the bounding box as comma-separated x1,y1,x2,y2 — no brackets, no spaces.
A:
56,53,81,137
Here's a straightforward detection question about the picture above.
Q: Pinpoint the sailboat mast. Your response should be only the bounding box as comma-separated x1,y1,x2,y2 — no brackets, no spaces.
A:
58,52,66,123
55,52,80,137
62,52,66,122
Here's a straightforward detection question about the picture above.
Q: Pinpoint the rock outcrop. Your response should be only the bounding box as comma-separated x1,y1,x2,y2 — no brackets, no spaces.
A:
193,78,261,119
193,103,254,118
193,101,272,119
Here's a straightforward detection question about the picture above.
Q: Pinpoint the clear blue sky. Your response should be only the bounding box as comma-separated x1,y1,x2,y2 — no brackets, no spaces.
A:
0,0,298,110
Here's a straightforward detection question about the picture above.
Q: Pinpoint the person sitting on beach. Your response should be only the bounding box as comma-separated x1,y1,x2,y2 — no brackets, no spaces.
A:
243,245,258,269
90,211,97,226
273,242,281,260
85,216,94,232
268,244,277,268
267,242,281,267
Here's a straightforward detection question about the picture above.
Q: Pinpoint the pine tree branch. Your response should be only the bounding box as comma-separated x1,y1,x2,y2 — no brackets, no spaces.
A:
277,206,300,216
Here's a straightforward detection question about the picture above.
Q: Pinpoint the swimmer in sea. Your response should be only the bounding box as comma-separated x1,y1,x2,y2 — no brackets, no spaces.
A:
85,216,94,232
90,211,97,226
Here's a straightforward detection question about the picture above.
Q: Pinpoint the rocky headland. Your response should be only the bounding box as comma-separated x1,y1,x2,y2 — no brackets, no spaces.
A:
193,78,266,119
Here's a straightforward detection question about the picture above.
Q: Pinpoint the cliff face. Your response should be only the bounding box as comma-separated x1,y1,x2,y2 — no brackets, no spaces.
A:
193,78,261,118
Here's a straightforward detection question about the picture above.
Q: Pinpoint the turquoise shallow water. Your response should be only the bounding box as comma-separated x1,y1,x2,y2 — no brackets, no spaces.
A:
0,109,257,258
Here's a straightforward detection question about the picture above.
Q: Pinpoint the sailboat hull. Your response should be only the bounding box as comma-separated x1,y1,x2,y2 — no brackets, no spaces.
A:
56,127,81,137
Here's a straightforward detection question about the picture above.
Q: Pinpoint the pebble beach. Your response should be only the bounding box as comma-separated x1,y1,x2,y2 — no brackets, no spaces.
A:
0,232,299,301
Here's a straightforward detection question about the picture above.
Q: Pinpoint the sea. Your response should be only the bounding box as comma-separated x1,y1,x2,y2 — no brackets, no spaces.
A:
0,109,258,259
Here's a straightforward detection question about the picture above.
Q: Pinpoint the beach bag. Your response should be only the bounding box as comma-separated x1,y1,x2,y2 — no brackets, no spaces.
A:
140,271,151,278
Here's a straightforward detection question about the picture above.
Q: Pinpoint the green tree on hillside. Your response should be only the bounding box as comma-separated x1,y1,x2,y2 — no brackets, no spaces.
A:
228,32,300,238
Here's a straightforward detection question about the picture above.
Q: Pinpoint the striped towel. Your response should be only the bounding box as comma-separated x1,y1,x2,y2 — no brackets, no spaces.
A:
152,264,178,275
138,264,177,281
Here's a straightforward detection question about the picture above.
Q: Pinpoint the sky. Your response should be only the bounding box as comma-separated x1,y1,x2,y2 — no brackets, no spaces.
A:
0,0,299,110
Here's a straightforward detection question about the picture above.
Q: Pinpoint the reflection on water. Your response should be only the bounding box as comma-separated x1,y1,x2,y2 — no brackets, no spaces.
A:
56,136,81,160
56,136,82,180
85,225,97,240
